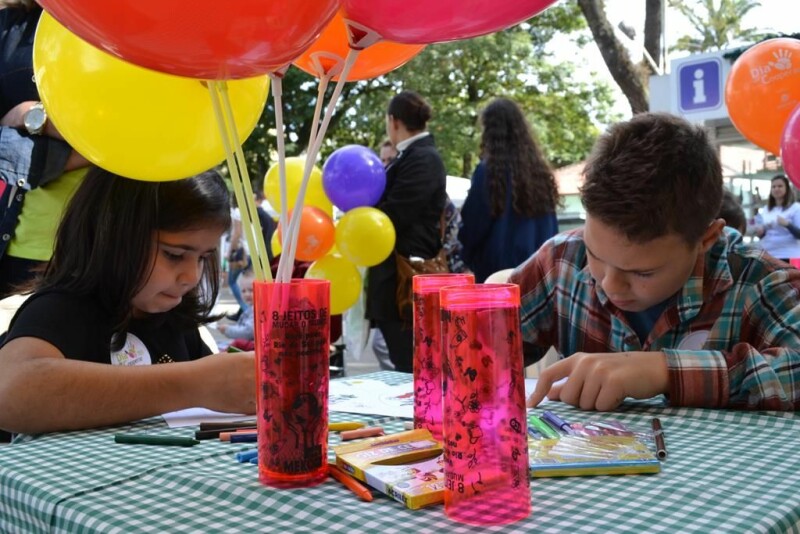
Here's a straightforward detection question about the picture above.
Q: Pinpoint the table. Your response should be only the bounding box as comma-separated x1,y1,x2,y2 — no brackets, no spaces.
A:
2,371,799,533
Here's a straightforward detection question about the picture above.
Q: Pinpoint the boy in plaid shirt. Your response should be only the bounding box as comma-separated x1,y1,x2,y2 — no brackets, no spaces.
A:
519,113,800,411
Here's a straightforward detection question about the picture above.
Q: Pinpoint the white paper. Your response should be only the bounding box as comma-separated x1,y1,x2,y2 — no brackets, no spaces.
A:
161,407,251,428
329,378,415,419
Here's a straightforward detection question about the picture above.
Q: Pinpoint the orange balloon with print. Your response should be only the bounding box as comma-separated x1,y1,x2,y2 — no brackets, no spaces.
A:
277,207,335,262
725,38,800,154
293,11,424,81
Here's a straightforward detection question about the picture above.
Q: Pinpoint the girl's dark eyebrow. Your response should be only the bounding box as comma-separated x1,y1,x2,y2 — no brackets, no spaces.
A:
158,241,217,254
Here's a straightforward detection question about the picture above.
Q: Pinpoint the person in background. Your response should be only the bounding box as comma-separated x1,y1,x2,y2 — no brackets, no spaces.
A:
518,113,800,413
379,139,397,166
366,91,446,373
226,196,252,321
0,168,255,434
459,97,559,283
0,0,90,298
217,268,255,351
718,189,747,235
753,174,800,263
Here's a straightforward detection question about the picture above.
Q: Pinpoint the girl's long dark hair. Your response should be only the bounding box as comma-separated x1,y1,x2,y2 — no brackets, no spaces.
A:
37,168,230,348
480,98,560,217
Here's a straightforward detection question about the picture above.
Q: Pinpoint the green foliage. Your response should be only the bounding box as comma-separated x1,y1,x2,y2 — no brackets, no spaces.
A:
669,0,767,53
236,2,618,187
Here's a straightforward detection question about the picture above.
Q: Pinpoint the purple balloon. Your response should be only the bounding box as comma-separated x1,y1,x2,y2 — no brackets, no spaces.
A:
322,145,386,212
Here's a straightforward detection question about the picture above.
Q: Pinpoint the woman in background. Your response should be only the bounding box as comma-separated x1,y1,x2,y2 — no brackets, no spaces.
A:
754,174,800,263
459,97,559,282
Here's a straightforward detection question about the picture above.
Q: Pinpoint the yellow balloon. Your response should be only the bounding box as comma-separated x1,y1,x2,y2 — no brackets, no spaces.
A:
264,157,333,215
33,13,269,181
271,231,282,257
335,207,396,267
305,255,362,315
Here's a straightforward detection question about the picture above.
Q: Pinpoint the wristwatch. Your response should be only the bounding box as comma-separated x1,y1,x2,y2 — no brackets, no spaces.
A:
23,102,47,135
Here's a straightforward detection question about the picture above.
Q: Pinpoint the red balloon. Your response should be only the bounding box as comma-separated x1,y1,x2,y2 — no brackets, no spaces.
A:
38,0,338,79
294,11,424,81
340,0,557,44
782,104,800,189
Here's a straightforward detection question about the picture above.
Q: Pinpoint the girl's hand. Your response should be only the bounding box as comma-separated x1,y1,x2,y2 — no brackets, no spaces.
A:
777,215,789,227
192,352,256,414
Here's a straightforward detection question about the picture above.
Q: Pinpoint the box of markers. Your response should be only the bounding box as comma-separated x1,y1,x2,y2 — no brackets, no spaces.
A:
333,429,445,509
527,415,661,478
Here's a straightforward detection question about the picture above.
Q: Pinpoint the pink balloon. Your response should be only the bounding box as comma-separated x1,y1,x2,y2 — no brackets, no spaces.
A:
340,0,557,44
783,104,800,189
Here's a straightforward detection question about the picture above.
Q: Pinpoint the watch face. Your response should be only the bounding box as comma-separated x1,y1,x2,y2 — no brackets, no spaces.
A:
24,106,46,132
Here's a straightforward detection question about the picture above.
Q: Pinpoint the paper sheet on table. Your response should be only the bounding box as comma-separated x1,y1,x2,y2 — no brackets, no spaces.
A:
329,378,415,418
161,408,250,428
328,377,555,420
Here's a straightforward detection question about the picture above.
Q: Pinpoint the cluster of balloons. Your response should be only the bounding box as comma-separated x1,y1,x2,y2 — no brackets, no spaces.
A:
725,38,800,187
265,146,396,314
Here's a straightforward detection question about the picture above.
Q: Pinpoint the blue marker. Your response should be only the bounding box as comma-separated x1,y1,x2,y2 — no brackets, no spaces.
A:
235,449,259,463
541,410,575,435
527,426,543,440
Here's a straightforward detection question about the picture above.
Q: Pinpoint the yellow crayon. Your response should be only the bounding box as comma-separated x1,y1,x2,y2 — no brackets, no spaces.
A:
329,422,366,432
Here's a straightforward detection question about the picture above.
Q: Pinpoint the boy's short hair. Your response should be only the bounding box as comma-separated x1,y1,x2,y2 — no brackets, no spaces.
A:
580,113,723,246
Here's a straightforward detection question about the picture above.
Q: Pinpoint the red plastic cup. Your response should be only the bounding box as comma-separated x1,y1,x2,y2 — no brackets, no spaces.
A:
440,283,530,526
253,279,330,488
412,273,474,441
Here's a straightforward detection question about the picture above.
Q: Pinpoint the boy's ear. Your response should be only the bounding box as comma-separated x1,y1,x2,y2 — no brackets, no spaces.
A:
699,219,726,253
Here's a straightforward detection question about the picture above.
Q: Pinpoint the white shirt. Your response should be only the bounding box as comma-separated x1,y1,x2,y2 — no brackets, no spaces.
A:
755,202,800,259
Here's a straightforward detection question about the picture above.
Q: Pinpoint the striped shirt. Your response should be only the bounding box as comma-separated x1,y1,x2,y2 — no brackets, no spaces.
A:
510,228,800,410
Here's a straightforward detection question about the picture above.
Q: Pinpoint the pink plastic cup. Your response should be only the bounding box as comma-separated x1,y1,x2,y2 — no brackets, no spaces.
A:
440,283,530,525
412,273,474,441
254,279,330,488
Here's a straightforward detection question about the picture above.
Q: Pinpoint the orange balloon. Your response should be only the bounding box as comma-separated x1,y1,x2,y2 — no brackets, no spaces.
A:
277,207,335,262
725,38,800,154
293,11,425,81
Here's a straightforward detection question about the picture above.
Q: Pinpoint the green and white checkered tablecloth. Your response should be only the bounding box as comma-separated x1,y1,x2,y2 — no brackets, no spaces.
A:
1,371,799,533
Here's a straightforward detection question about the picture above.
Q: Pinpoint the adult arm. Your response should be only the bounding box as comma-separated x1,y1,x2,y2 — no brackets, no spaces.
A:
457,163,493,267
0,337,256,434
378,150,445,234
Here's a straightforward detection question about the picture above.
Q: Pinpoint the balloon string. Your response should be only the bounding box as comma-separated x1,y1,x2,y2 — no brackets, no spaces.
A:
219,81,271,283
270,74,289,283
308,73,332,149
207,81,267,282
279,48,360,284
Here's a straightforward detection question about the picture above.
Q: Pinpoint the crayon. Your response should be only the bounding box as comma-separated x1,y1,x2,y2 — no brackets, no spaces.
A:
229,432,258,443
219,430,258,441
329,463,373,502
199,421,257,431
527,415,560,439
114,434,199,447
651,418,668,460
329,422,366,432
339,426,385,441
235,449,259,463
541,410,575,435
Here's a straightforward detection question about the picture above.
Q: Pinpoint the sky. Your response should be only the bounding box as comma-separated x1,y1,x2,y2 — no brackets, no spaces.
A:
554,0,798,117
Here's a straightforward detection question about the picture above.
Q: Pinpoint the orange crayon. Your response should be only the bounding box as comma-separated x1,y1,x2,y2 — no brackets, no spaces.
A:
339,426,385,441
329,464,373,502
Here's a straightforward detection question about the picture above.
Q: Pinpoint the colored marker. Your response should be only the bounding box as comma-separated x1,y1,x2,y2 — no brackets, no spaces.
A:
114,434,199,447
541,410,575,435
527,426,544,439
329,422,366,432
527,415,560,439
329,463,373,502
652,418,668,460
339,426,385,441
199,421,257,431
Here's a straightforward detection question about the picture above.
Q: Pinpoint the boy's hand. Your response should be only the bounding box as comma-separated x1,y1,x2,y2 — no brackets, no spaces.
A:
193,352,256,414
527,351,669,411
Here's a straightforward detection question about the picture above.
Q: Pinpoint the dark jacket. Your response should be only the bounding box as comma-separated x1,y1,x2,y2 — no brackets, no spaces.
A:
366,135,446,321
459,161,558,283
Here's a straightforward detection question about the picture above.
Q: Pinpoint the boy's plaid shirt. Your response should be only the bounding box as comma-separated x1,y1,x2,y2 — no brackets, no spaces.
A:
511,228,800,410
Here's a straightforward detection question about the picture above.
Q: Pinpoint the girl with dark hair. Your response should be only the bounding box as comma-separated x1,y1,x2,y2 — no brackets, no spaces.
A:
365,90,447,373
0,168,255,434
459,97,560,282
754,174,800,262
